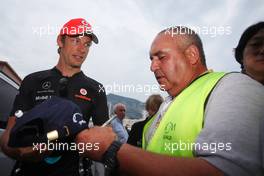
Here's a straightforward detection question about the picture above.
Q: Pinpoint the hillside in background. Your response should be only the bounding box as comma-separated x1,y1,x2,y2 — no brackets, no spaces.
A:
107,93,145,119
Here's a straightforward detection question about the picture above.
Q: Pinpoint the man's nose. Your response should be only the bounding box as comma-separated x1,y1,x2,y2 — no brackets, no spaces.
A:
77,43,88,53
150,58,159,72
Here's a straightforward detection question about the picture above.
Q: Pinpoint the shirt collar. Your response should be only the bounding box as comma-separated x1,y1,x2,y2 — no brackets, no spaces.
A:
51,67,84,78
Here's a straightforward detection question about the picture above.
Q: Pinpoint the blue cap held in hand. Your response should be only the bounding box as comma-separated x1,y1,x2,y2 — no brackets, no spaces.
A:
8,96,87,147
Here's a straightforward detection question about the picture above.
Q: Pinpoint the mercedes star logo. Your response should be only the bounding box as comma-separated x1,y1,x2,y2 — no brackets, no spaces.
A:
42,81,51,89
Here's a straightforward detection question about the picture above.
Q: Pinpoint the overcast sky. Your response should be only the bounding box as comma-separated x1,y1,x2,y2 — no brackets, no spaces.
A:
0,0,263,101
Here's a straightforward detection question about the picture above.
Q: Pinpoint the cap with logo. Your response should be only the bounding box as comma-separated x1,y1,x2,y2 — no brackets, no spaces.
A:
8,96,88,147
59,18,99,44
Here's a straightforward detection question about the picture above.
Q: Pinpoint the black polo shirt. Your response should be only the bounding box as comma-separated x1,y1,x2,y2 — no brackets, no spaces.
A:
10,67,109,176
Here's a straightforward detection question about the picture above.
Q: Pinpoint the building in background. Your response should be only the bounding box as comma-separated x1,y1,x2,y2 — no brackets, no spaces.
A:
0,60,21,176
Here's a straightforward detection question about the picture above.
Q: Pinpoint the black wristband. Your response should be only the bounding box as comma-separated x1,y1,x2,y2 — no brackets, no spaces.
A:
102,140,122,171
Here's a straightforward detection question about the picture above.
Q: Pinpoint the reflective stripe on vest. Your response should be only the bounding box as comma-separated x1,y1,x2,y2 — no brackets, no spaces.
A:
142,72,226,157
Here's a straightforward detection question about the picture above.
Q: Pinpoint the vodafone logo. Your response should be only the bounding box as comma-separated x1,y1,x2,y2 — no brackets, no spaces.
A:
81,20,88,26
80,88,87,96
81,20,91,27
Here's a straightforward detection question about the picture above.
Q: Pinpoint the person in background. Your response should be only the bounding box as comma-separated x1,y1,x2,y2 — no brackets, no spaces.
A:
111,103,129,144
128,94,163,147
234,21,264,85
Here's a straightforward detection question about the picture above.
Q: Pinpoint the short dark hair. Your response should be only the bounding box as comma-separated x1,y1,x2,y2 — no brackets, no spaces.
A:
235,22,264,68
57,35,66,54
160,26,206,66
57,34,93,54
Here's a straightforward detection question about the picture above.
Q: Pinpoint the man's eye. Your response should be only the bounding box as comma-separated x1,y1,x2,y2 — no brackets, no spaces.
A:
250,41,263,47
250,43,259,47
71,38,78,44
84,43,91,47
159,56,166,60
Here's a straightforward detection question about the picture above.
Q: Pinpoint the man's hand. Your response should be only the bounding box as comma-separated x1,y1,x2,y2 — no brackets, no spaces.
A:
75,126,116,161
18,144,52,162
1,117,50,161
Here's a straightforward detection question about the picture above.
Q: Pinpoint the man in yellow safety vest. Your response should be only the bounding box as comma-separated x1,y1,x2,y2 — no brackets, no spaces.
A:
75,26,264,176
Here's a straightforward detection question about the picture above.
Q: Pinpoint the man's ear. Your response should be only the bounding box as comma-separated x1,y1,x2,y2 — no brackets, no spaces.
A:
57,35,64,48
184,44,200,65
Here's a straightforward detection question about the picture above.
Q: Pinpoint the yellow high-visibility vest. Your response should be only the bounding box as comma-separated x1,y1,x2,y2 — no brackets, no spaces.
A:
142,72,226,157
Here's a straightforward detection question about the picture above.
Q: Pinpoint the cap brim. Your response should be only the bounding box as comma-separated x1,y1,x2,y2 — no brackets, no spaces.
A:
61,32,99,44
90,33,99,44
82,32,98,44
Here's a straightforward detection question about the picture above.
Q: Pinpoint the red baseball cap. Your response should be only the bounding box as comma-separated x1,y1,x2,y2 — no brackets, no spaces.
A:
59,18,98,44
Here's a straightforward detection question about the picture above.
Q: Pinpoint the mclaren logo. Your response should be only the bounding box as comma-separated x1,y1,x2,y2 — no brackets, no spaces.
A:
73,113,86,126
42,81,51,89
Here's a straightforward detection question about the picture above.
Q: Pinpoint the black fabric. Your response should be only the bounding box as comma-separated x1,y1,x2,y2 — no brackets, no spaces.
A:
10,67,108,125
9,67,109,176
127,117,152,148
9,96,87,147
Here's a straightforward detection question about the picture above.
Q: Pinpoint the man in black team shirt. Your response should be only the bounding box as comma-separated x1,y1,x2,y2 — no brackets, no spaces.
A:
0,18,109,176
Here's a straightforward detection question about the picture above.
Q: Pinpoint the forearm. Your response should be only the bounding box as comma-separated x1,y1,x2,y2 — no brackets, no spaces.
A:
0,129,20,160
75,127,224,175
0,117,45,162
117,144,223,176
1,133,47,162
0,116,21,159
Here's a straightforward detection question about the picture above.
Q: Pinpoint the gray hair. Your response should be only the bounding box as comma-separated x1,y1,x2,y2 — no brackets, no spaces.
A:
113,103,126,113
